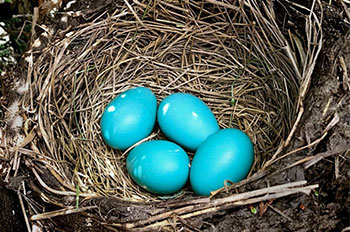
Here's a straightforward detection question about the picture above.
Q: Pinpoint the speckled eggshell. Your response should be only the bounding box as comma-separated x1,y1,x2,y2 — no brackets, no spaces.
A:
157,93,219,151
126,140,190,195
190,128,254,196
100,87,157,150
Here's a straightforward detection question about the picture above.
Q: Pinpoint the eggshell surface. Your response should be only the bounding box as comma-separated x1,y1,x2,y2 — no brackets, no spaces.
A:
190,128,254,196
100,87,157,150
126,140,190,195
157,93,219,151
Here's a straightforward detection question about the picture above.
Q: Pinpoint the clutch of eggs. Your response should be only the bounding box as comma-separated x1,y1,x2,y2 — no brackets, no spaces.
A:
100,88,254,196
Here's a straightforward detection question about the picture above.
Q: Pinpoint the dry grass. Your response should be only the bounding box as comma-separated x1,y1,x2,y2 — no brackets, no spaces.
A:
16,0,323,229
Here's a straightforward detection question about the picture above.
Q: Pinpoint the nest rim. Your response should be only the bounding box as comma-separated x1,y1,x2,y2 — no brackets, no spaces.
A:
20,0,322,205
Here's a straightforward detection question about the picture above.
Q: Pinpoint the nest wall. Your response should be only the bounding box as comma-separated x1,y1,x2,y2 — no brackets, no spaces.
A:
23,0,322,202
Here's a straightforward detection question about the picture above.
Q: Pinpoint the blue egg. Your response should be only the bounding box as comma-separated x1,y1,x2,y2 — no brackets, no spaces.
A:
126,140,190,195
190,128,254,196
157,93,219,151
100,87,157,150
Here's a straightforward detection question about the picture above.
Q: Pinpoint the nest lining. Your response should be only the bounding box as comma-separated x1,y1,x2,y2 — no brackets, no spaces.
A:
23,0,322,203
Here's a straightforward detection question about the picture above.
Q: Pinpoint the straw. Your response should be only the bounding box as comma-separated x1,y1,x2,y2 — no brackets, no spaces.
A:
21,0,322,215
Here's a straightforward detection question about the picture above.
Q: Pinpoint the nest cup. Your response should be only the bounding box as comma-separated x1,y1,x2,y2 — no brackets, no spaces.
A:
25,1,320,203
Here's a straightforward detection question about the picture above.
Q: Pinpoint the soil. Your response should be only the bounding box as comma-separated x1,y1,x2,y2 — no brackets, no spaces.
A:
0,0,350,231
202,36,350,231
0,181,26,232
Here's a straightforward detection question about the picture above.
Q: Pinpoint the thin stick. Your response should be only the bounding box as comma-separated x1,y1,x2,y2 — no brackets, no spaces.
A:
31,206,98,221
30,7,39,43
323,112,340,134
263,132,328,169
335,155,339,179
267,204,293,222
18,190,32,232
341,0,350,23
304,145,350,169
143,185,318,230
32,168,96,197
205,0,240,11
118,181,314,229
339,56,350,90
123,0,147,29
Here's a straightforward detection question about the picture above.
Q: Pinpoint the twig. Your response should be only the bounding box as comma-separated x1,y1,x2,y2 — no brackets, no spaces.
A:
30,7,39,43
10,129,36,152
339,56,350,91
211,170,268,198
31,206,98,221
323,112,340,134
122,205,195,229
265,110,339,169
121,132,159,159
18,186,32,232
267,204,293,222
115,181,317,229
174,215,201,232
322,97,332,118
263,132,328,169
205,0,240,11
341,0,350,23
304,145,350,169
211,181,309,205
335,155,340,179
273,156,314,174
123,0,148,30
32,168,96,197
143,184,318,230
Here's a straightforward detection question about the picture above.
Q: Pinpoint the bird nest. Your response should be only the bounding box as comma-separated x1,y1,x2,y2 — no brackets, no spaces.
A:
15,0,322,230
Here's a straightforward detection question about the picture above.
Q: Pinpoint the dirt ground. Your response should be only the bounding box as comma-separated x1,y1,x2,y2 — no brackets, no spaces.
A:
204,5,350,230
0,0,350,231
202,38,350,232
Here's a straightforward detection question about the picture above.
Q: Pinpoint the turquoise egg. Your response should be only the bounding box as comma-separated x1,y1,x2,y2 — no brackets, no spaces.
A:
190,128,254,196
157,93,219,151
100,87,157,150
126,140,190,195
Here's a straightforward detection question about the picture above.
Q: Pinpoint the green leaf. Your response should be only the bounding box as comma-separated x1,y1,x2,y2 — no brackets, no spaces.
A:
76,184,80,209
250,206,257,214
